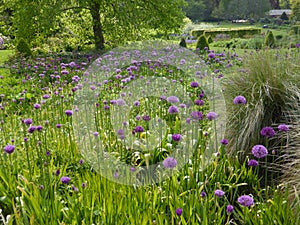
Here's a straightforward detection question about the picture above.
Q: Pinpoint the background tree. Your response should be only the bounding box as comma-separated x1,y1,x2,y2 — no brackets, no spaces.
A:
184,0,206,22
3,0,186,50
291,0,300,20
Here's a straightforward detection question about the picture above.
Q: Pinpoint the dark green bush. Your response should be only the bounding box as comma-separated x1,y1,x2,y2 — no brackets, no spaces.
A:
16,38,32,57
179,38,187,48
207,36,213,44
264,30,275,48
195,35,209,52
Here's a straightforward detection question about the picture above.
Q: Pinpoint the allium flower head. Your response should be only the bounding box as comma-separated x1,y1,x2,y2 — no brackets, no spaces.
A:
23,118,33,125
237,195,254,207
278,124,289,132
206,112,218,121
175,208,183,216
201,191,207,197
191,111,203,120
163,157,177,169
4,144,15,154
168,106,179,114
260,126,275,138
167,96,179,103
252,145,268,158
190,81,199,88
60,176,71,184
172,134,182,142
28,126,36,133
65,110,73,116
226,205,234,213
233,96,246,104
214,189,225,197
34,103,41,109
221,139,229,145
134,126,144,133
194,99,204,106
142,115,150,121
248,159,258,167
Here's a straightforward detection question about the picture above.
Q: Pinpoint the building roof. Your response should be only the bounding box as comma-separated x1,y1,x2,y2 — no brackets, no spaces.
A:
268,9,292,16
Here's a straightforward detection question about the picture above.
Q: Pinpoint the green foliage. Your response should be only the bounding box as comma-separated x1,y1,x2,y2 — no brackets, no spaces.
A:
179,38,187,47
222,50,300,159
198,27,261,38
291,0,300,21
264,30,276,48
16,38,32,57
292,24,300,33
207,36,213,43
184,0,206,22
196,35,209,51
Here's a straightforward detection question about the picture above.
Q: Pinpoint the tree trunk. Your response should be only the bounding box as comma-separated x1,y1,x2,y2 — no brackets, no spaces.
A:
269,0,280,9
89,1,105,50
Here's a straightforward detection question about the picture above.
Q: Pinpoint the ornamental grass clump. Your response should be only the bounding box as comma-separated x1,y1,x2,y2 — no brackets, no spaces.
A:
222,50,300,160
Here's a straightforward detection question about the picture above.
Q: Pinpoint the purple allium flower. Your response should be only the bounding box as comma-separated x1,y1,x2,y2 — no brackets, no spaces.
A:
65,110,73,116
34,103,41,109
237,195,254,207
208,52,215,59
214,189,225,197
72,185,79,192
160,95,167,100
190,81,199,88
167,96,179,103
28,126,36,133
179,103,186,108
117,129,125,136
260,126,275,138
130,167,136,172
55,169,60,176
143,115,151,121
134,126,144,133
296,43,300,48
191,111,203,120
201,191,207,197
39,185,44,190
79,159,83,165
104,105,110,110
36,125,43,132
56,124,62,128
82,182,86,188
46,151,50,156
172,134,182,142
114,172,119,178
278,124,289,132
252,145,268,158
248,159,258,167
163,157,177,169
206,112,218,121
134,101,140,106
168,106,179,114
221,139,229,145
116,98,126,106
42,94,50,99
4,145,15,154
175,208,183,216
23,118,33,125
186,118,191,124
194,99,204,106
60,176,71,184
94,132,99,137
226,205,234,213
233,96,246,104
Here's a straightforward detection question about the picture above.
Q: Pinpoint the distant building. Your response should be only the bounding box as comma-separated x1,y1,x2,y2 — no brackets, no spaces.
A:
268,9,292,18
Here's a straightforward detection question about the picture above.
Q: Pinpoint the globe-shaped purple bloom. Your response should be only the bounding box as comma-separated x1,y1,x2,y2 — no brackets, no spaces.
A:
168,106,179,114
143,115,151,121
248,159,258,167
191,111,203,120
278,124,289,132
134,126,144,133
65,110,73,116
163,157,177,169
252,145,268,158
190,81,199,88
23,118,33,125
36,125,43,132
260,126,275,138
4,145,15,154
60,176,71,184
237,195,254,207
201,191,207,197
214,189,225,197
194,99,204,106
206,112,218,121
167,96,179,103
28,126,36,133
172,134,182,142
175,208,183,216
221,139,229,145
34,103,41,109
226,205,234,213
233,96,247,104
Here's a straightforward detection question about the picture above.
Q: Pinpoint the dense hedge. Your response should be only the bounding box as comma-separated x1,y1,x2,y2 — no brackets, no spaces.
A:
191,27,261,39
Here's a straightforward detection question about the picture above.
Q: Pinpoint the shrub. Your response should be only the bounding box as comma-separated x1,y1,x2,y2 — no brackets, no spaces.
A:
222,50,300,160
280,12,289,20
195,35,209,52
179,38,187,48
264,30,275,48
16,38,32,57
207,36,213,44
